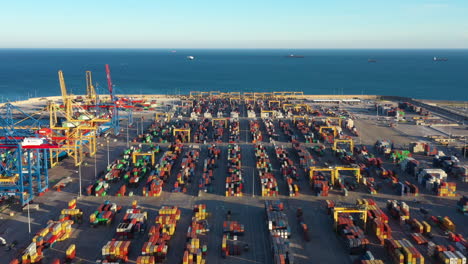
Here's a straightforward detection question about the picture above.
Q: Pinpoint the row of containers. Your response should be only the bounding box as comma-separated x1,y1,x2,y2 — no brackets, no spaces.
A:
137,205,181,263
279,120,296,143
85,146,160,197
199,145,220,193
327,199,389,262
183,204,209,264
221,219,246,257
295,118,315,143
144,143,184,197
273,144,300,196
250,120,263,143
173,149,200,193
11,199,80,264
136,120,172,143
264,200,294,264
263,118,277,141
327,198,468,263
293,143,316,172
193,119,209,143
255,144,279,197
226,144,243,196
229,119,240,143
101,201,147,262
212,119,225,143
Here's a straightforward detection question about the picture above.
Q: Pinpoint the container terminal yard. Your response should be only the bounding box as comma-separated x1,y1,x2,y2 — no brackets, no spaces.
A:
0,70,467,264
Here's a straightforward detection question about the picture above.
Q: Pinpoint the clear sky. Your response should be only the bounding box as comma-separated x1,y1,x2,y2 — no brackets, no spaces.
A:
1,0,467,49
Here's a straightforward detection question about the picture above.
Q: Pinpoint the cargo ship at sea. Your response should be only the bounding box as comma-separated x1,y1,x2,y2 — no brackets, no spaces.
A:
285,54,304,58
433,57,448,61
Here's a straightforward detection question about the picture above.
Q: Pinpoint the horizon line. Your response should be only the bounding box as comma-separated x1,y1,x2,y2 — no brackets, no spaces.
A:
0,47,467,50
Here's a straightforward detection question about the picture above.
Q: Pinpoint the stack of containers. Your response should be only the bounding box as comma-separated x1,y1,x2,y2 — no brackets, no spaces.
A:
384,239,424,264
263,118,276,141
173,149,200,193
17,199,78,263
137,256,156,264
437,182,457,197
249,120,263,143
433,216,456,232
194,119,209,143
362,177,378,195
155,145,183,182
359,251,384,263
310,171,329,196
213,120,225,143
437,251,467,263
101,240,131,262
279,121,294,142
86,147,137,196
293,143,315,171
174,125,190,143
255,144,278,197
20,242,43,264
296,120,314,143
357,199,391,244
228,120,240,143
140,206,181,261
199,145,220,193
266,210,291,239
59,208,84,224
386,200,410,223
274,145,299,196
336,214,369,254
427,241,467,262
144,175,164,197
396,181,419,197
223,221,245,236
36,220,73,247
408,218,431,234
116,207,147,240
90,201,121,227
183,204,209,264
410,233,428,245
417,168,447,190
264,201,294,264
65,244,76,262
226,144,243,196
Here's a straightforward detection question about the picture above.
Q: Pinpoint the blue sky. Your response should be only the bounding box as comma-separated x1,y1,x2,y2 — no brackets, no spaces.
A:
1,0,467,48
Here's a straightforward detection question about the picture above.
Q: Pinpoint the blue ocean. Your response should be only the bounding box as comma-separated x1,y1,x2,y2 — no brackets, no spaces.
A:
0,49,467,101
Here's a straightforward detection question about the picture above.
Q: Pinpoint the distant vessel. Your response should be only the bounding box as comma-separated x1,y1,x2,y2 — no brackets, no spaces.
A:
187,56,195,60
171,50,177,53
286,54,304,58
368,59,377,63
433,57,448,61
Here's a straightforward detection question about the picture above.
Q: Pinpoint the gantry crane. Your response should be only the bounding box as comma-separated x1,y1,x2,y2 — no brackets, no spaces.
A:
86,71,98,105
0,103,59,206
309,166,362,186
173,128,191,142
319,126,338,137
333,139,354,154
212,118,228,128
132,151,156,165
332,206,368,231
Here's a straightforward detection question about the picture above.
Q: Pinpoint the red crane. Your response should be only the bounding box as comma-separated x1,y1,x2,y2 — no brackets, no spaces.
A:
105,64,114,102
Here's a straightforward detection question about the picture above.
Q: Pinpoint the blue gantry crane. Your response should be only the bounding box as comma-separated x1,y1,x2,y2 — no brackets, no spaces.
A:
0,103,56,206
